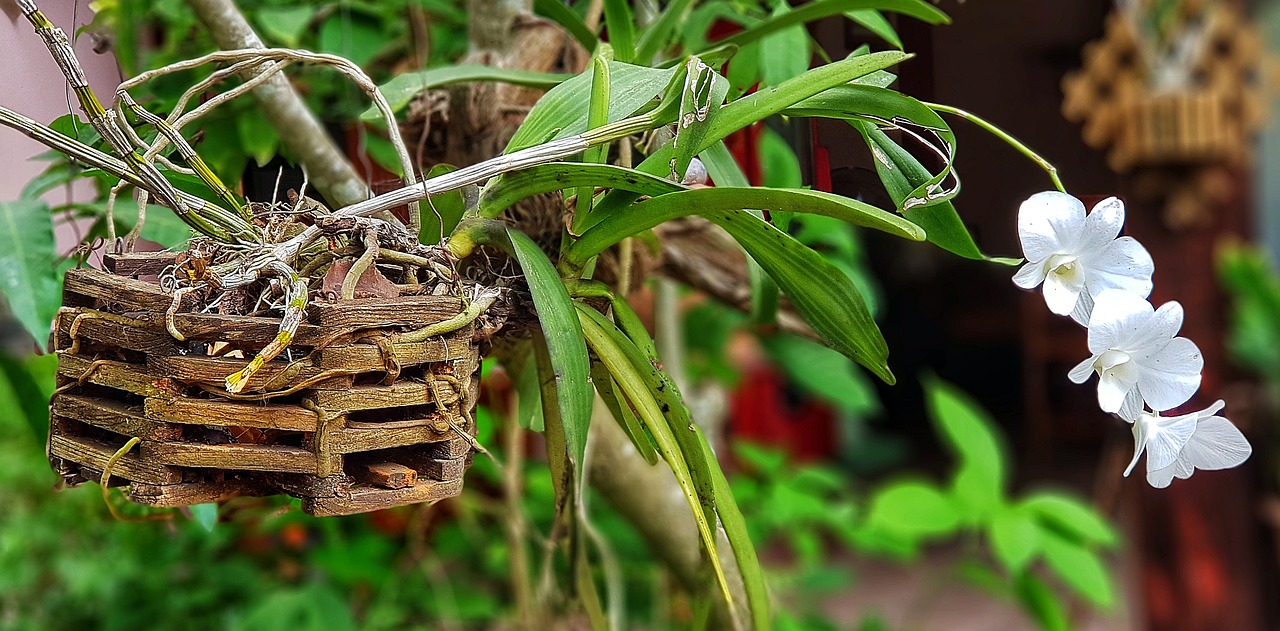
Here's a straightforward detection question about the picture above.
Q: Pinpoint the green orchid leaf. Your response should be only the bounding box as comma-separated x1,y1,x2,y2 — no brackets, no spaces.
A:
575,304,737,614
534,0,599,53
847,9,902,48
724,211,894,384
855,121,1015,263
590,360,659,465
363,65,572,120
479,163,685,219
710,0,948,52
759,5,811,87
421,164,466,244
635,0,696,64
506,61,679,153
863,479,960,540
671,57,728,182
603,0,636,62
505,228,593,503
0,198,60,344
1013,574,1070,631
255,5,316,47
568,186,924,263
987,507,1042,574
573,56,613,226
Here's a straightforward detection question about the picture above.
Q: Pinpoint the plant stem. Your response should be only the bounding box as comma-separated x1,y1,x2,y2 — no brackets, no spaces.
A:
925,102,1066,194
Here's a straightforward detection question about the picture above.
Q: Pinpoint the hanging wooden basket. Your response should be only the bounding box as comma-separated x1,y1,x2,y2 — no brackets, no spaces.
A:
47,254,481,517
1114,90,1242,169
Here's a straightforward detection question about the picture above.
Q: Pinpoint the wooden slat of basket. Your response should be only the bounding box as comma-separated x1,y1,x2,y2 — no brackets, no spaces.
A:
426,436,474,460
63,267,200,311
310,381,456,411
49,433,183,484
104,252,180,277
164,312,351,348
57,353,183,399
424,455,469,480
55,308,174,354
148,354,351,391
129,480,261,507
52,395,182,441
351,462,417,489
311,331,473,371
143,397,323,431
307,295,462,328
142,441,319,474
267,472,352,498
303,477,465,517
330,421,457,454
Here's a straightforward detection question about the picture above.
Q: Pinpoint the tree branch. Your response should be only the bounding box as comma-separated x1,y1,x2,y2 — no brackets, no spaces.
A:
187,0,370,208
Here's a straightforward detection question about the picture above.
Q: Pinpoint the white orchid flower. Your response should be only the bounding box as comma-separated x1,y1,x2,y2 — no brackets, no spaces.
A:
1068,290,1202,414
1119,401,1251,488
1013,192,1154,324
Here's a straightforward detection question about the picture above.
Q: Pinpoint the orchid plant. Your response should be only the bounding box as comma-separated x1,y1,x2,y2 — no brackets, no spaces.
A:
1015,192,1251,488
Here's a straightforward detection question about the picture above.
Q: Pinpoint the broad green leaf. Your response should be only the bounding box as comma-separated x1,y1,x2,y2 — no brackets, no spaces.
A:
420,164,466,244
576,306,737,614
508,342,545,431
710,0,948,51
567,187,924,263
479,163,685,220
760,127,804,188
506,61,679,152
763,335,879,416
988,507,1042,574
189,503,218,532
0,199,59,344
714,211,895,383
236,107,278,168
1041,533,1115,609
784,83,950,134
572,56,613,226
847,9,902,48
864,480,960,539
0,352,52,444
362,134,403,177
923,377,1006,520
504,229,593,500
603,0,636,62
759,6,811,87
108,203,194,249
534,0,599,53
255,5,316,47
317,12,386,67
1013,574,1070,631
1020,492,1119,548
365,65,572,120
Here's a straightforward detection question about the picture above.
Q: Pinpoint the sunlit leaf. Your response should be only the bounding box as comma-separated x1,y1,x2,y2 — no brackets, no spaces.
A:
0,199,59,344
366,65,572,120
1041,533,1115,608
1020,492,1119,548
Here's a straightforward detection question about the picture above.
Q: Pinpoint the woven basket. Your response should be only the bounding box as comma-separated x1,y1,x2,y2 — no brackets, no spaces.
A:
48,254,480,517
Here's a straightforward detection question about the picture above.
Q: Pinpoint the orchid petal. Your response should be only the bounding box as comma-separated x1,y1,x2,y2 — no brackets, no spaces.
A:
1012,260,1048,289
1068,356,1097,384
1018,191,1085,262
1043,272,1080,315
1086,290,1153,354
1079,197,1125,250
1097,370,1131,413
1086,237,1154,299
1135,336,1202,412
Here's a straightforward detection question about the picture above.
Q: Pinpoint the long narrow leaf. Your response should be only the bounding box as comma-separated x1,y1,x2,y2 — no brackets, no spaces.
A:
567,186,924,264
507,62,678,152
602,0,636,62
711,0,948,51
671,58,728,181
576,305,738,615
591,360,659,465
364,65,573,120
479,163,685,219
854,121,1013,263
505,229,594,501
704,439,771,630
635,0,695,64
716,210,895,383
534,0,600,53
848,9,902,48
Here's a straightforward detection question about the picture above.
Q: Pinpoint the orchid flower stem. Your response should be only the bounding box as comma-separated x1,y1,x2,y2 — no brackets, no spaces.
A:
924,102,1066,194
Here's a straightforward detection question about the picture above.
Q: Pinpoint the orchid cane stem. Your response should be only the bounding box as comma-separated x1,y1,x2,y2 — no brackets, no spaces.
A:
925,102,1067,194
